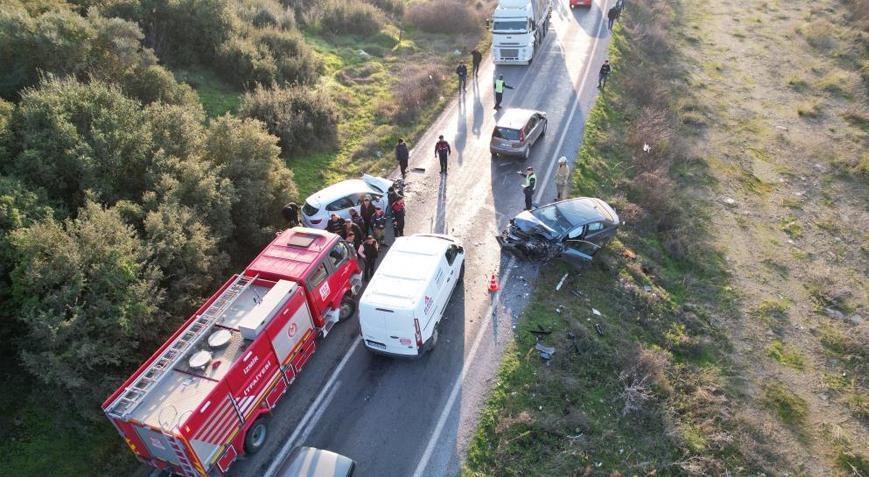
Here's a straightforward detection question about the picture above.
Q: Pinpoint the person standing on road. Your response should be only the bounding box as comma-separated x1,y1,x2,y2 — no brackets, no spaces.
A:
359,196,376,234
434,135,451,174
345,221,364,250
494,74,514,110
456,62,468,92
349,207,365,231
519,166,537,210
471,49,482,78
598,60,611,89
372,207,387,244
391,196,406,239
607,5,621,31
359,235,380,281
281,202,300,228
395,138,409,178
555,156,570,201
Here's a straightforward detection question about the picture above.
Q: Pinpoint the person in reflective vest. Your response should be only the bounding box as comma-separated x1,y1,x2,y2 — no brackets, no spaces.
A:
493,74,514,110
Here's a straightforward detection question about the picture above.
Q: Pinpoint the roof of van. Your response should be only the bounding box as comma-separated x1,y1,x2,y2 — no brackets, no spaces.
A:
360,235,454,310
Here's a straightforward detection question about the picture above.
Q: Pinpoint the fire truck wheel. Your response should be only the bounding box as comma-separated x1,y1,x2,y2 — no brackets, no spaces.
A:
339,294,357,322
244,416,270,454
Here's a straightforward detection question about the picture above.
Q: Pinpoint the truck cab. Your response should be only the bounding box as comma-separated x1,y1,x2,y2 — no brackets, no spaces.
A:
492,0,551,64
246,227,363,336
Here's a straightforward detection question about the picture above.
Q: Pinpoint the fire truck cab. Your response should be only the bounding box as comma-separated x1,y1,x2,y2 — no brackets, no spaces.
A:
102,228,362,477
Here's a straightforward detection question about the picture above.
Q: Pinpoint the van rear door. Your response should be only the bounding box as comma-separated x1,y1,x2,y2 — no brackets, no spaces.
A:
359,305,418,357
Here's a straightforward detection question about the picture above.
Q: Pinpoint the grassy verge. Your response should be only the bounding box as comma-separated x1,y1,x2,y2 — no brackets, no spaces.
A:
0,364,138,477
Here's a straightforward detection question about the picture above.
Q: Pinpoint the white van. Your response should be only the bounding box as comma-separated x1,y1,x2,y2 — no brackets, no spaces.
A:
359,234,465,357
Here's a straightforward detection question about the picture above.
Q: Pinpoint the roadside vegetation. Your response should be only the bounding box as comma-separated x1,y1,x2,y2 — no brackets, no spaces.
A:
0,0,495,474
464,0,867,475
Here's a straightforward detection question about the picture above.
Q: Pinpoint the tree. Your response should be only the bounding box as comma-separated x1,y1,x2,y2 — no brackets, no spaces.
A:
0,4,193,106
0,176,54,356
205,115,296,256
9,77,154,211
9,200,166,420
0,99,12,163
144,201,228,317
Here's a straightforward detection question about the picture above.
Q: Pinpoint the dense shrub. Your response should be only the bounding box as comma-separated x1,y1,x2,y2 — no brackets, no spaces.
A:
308,0,386,36
9,200,167,420
389,63,444,124
365,0,404,17
0,5,166,100
205,115,297,253
9,78,155,210
239,84,338,156
405,0,481,34
217,35,279,86
122,65,200,106
254,28,320,84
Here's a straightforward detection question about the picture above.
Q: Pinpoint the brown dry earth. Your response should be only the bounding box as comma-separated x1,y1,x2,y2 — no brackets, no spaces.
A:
680,0,868,474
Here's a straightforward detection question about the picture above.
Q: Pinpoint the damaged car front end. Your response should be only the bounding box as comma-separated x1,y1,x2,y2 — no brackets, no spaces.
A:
497,198,620,266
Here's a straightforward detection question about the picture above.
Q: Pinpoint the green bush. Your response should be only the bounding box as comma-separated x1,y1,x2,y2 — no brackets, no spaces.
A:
239,83,338,156
0,5,162,99
365,0,404,17
216,35,279,86
254,28,320,84
317,0,385,36
405,0,481,34
122,65,199,106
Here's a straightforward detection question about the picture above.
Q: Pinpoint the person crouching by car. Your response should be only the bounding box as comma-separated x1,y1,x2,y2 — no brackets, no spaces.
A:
326,213,345,235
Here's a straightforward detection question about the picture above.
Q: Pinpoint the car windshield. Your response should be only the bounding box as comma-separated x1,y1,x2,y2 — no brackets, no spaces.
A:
302,201,319,216
530,204,572,233
493,127,520,140
493,21,527,31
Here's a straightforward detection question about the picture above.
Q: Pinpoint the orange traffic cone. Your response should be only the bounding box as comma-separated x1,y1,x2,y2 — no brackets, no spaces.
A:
488,272,499,293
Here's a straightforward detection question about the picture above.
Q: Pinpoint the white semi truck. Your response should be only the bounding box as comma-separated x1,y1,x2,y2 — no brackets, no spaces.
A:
491,0,551,65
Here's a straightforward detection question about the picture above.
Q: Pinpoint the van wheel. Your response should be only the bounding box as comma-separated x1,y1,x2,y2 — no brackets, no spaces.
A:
244,416,269,454
491,152,498,160
429,326,439,350
540,120,547,137
522,147,530,160
339,294,357,322
458,262,465,281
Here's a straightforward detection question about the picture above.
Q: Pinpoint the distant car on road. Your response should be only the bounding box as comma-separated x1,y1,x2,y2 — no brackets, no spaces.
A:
497,197,619,266
490,108,548,160
570,0,592,9
275,446,356,477
302,174,394,228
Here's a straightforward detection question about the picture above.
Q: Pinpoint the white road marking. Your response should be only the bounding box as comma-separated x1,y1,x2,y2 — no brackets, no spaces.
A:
263,339,361,477
411,6,610,477
296,380,340,445
411,260,516,477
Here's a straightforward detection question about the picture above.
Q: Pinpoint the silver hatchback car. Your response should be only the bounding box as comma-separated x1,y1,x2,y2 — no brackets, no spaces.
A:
490,108,548,160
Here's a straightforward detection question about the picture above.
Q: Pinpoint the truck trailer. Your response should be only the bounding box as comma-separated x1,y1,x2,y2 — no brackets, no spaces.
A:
492,0,551,65
102,227,362,476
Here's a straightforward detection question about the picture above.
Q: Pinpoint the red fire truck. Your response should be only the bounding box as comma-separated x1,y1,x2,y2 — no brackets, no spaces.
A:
102,227,362,476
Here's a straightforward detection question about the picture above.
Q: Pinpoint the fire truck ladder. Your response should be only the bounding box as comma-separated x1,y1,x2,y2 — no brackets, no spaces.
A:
107,274,258,419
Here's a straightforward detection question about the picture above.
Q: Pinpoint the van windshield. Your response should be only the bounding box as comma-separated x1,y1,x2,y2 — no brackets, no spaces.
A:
493,21,527,32
493,127,520,140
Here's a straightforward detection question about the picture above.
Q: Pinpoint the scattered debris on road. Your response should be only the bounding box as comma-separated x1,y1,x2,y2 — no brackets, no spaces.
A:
555,273,569,291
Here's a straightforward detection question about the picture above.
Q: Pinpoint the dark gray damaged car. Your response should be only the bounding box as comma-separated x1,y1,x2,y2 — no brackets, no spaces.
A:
497,197,620,266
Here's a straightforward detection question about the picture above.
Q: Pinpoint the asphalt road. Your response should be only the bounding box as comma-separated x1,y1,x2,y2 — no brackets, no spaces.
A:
228,2,614,476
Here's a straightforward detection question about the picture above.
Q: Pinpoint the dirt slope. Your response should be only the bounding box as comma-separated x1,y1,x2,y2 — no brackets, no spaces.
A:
681,0,867,473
